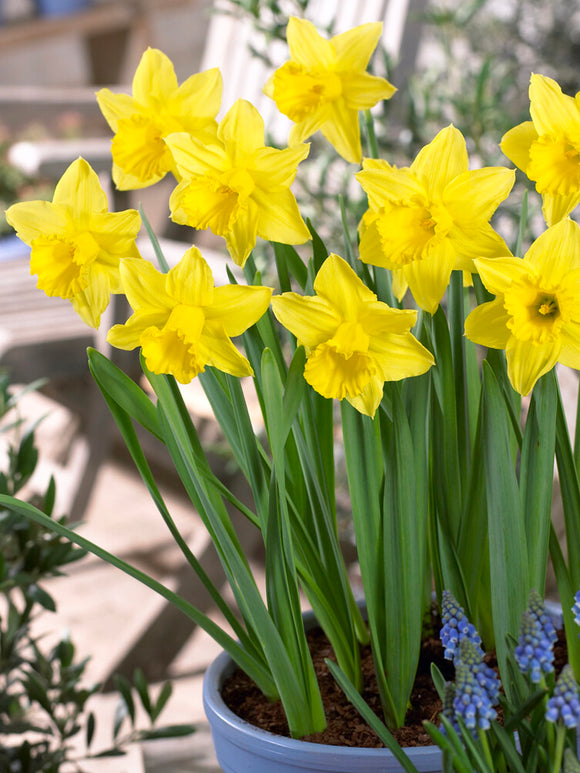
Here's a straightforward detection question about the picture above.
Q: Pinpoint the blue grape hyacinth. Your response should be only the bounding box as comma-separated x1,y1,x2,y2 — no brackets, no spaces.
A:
440,590,482,662
452,638,500,734
514,590,557,683
573,590,580,629
546,665,580,728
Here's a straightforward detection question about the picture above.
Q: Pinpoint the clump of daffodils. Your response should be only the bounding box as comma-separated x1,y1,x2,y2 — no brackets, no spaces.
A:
5,16,580,752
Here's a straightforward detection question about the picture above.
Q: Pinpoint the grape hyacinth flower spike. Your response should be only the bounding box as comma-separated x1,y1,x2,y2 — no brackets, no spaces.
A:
572,590,580,629
440,590,482,662
514,589,557,683
452,638,500,735
546,665,580,729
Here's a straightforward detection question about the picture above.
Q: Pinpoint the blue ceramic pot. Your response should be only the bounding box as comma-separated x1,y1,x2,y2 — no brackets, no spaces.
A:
203,608,443,773
36,0,91,17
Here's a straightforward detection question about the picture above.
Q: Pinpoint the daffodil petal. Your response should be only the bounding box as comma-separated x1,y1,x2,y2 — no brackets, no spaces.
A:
448,224,512,271
53,158,108,213
107,309,169,350
358,210,387,266
341,71,396,110
529,73,580,137
320,101,362,163
271,293,339,347
165,132,228,178
71,266,111,328
119,258,173,311
89,210,141,251
289,109,330,146
252,144,310,188
331,22,383,69
464,298,511,349
411,125,468,196
347,377,383,417
224,205,259,267
253,187,311,246
392,268,408,302
500,121,537,172
167,247,214,307
541,191,580,227
524,218,580,279
132,48,179,106
218,99,265,157
403,240,456,314
444,167,515,223
314,253,376,313
5,200,68,245
95,88,137,133
559,323,580,369
371,332,434,380
209,284,272,336
360,303,417,336
474,256,530,296
357,160,423,209
112,161,164,191
287,17,335,68
203,325,254,377
506,337,559,396
174,67,222,121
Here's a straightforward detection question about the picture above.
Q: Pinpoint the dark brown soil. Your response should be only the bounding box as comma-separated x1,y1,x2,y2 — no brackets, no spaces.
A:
221,623,455,748
222,621,569,748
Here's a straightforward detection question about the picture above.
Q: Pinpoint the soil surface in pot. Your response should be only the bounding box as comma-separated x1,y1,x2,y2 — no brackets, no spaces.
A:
222,618,452,748
221,623,569,748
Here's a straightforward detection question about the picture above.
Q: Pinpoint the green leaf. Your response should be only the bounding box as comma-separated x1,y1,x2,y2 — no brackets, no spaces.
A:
379,386,426,726
86,711,96,749
27,583,56,612
113,673,135,724
490,723,527,773
136,724,196,740
133,668,153,718
481,363,528,694
430,663,447,701
152,681,173,723
326,659,421,773
88,349,162,440
307,219,329,273
273,241,307,290
519,372,557,592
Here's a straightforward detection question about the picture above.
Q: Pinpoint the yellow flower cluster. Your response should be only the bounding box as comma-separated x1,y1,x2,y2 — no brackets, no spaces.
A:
6,18,580,405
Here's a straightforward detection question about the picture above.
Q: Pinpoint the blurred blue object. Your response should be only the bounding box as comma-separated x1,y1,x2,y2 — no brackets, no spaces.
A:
0,235,29,262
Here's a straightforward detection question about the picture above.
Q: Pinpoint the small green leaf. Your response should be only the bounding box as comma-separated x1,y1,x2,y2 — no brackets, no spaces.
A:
113,673,135,724
86,711,96,749
430,663,447,701
133,668,153,717
152,681,173,722
27,584,56,612
136,724,196,740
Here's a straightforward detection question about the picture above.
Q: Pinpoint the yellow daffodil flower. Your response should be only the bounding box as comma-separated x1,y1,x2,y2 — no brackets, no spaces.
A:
107,247,273,383
96,48,222,190
165,99,311,268
501,74,580,226
271,253,434,417
356,125,515,314
465,218,580,396
5,157,141,328
264,17,396,164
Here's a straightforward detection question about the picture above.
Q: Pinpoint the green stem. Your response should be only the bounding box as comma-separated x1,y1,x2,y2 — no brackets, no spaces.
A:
478,728,494,771
553,723,567,773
